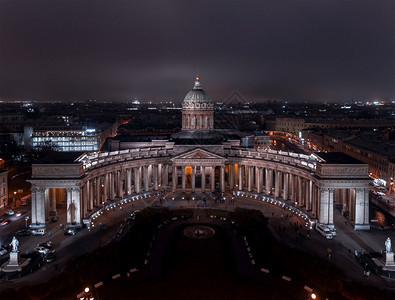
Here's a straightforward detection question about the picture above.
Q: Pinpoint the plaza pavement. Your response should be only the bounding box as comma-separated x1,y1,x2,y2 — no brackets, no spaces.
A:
1,191,394,293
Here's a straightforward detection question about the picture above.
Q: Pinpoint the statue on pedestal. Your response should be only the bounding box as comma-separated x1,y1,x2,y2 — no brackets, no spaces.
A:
10,236,19,253
385,237,392,253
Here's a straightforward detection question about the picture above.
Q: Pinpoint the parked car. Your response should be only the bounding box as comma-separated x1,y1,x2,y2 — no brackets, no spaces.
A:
315,223,333,239
5,210,14,216
329,227,337,237
64,228,76,236
16,229,31,236
0,219,10,226
34,246,49,255
38,241,53,249
0,247,7,256
15,211,22,217
31,228,46,235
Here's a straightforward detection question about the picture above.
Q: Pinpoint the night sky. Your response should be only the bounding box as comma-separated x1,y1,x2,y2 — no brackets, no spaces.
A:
0,0,394,102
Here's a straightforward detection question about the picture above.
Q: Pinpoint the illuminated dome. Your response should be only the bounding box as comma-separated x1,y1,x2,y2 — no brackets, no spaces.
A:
183,76,213,104
181,76,214,131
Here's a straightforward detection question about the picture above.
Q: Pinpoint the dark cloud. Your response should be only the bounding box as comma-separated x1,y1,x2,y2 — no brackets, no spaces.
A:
0,0,394,102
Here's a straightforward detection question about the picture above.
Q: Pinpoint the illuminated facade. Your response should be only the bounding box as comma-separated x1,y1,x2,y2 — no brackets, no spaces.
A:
32,126,99,152
0,170,8,209
29,77,371,231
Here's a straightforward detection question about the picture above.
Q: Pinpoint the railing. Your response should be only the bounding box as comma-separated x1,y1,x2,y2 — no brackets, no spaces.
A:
225,149,317,172
78,147,318,173
78,147,171,171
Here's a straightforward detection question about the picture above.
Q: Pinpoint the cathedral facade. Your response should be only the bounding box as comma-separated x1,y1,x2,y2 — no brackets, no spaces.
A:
29,77,371,230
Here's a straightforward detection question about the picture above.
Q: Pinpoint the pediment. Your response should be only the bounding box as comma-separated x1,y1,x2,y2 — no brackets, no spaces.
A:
172,148,224,161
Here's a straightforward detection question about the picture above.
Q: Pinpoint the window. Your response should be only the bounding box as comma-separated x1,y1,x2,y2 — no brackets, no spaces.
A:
196,118,199,126
191,118,194,126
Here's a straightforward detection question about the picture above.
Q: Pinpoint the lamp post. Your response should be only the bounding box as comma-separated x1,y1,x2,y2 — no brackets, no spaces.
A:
25,216,29,229
76,287,94,300
13,191,16,208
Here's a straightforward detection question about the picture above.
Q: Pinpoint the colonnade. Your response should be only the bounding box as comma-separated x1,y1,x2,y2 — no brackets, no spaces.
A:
30,156,370,230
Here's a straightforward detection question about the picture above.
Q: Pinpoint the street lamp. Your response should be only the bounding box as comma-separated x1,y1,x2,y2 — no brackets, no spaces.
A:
13,191,17,208
25,216,29,229
77,287,94,300
311,293,317,299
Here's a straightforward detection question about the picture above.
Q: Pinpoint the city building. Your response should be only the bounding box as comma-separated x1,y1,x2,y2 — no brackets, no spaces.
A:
32,126,100,152
303,128,395,194
0,169,8,209
28,77,371,231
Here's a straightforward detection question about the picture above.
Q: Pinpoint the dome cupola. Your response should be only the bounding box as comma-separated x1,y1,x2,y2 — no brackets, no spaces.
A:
182,76,214,131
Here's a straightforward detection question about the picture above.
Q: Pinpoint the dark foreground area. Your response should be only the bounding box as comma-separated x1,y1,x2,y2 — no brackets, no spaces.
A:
0,207,394,300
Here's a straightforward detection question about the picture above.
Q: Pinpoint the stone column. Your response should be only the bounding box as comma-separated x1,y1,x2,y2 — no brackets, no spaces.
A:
266,169,272,194
211,167,215,192
182,166,186,192
134,167,140,194
297,177,303,206
312,184,318,217
319,188,334,226
191,166,196,193
172,165,177,192
274,170,281,198
354,188,370,230
143,166,149,192
89,180,94,210
201,166,206,193
153,165,159,191
256,167,261,193
119,170,124,197
104,173,109,201
306,180,313,211
247,166,253,192
109,172,115,200
96,177,101,205
229,164,234,191
283,173,288,200
32,187,46,226
220,166,225,193
290,175,295,202
73,187,81,225
328,188,334,226
31,187,37,225
126,169,132,195
164,164,169,188
67,188,73,224
238,165,243,191
158,164,162,187
319,188,329,224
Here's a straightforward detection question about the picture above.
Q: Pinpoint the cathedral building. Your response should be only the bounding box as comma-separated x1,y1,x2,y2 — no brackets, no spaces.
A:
28,77,371,230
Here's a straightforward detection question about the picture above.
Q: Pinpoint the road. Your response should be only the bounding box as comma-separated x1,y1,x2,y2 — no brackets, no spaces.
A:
0,191,394,292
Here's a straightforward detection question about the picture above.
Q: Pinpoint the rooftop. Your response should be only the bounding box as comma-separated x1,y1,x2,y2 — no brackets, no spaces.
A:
314,152,365,165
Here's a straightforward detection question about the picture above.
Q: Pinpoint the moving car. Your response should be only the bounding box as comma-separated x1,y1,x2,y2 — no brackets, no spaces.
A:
16,229,31,236
0,247,7,256
15,211,22,217
5,210,14,216
64,228,76,236
315,223,333,239
34,246,49,255
38,241,53,249
0,219,10,226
